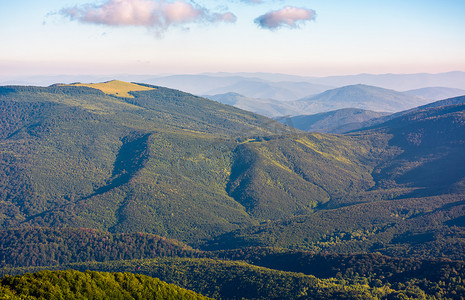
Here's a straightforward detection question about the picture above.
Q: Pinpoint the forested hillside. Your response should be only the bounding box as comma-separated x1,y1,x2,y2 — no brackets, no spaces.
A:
0,228,199,268
204,103,465,259
0,270,210,299
4,254,465,299
0,82,294,243
1,81,465,299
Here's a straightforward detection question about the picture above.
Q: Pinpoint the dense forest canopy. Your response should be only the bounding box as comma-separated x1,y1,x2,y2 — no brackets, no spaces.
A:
0,81,464,299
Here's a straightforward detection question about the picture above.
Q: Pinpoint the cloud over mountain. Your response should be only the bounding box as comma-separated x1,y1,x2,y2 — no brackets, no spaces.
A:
254,6,316,30
60,0,236,34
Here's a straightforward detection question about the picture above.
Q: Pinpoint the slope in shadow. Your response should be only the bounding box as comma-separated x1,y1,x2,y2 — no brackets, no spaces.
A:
22,133,152,222
95,132,152,196
371,103,465,196
226,144,260,212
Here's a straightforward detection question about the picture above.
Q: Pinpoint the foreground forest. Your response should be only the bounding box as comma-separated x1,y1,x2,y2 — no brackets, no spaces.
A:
0,269,210,299
0,81,464,298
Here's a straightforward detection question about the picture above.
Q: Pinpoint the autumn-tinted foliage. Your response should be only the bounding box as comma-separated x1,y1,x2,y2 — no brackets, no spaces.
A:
0,228,198,268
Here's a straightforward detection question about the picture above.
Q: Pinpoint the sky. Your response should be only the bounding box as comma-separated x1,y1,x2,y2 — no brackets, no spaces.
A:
1,0,465,77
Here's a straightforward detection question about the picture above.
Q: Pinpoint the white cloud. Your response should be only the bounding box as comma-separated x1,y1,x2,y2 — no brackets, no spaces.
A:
60,0,236,35
254,6,316,30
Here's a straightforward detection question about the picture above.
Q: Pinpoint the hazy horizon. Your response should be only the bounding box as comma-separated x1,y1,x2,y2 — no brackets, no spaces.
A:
2,0,465,78
2,70,465,83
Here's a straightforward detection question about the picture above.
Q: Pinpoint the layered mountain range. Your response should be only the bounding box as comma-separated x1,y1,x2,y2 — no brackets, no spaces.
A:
206,84,433,117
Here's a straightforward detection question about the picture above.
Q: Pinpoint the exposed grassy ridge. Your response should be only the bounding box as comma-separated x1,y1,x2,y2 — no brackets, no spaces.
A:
70,80,156,98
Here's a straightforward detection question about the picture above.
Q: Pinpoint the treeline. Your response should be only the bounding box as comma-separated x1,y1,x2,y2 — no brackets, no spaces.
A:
202,192,465,261
3,227,465,298
0,257,448,299
0,228,200,268
213,247,465,298
0,269,209,299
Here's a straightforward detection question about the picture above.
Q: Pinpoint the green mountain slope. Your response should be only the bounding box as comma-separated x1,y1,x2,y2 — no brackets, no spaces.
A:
1,81,465,261
0,270,210,299
0,228,199,268
1,81,420,244
202,103,465,259
2,81,465,299
4,255,464,299
0,259,415,299
0,82,294,243
371,103,465,195
226,132,389,220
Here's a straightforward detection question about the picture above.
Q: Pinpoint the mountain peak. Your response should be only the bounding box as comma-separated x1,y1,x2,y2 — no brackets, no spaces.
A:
298,83,428,113
339,83,386,90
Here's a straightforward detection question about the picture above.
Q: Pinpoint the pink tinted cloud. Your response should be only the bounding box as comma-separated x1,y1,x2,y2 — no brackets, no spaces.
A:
61,0,236,33
254,6,316,30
